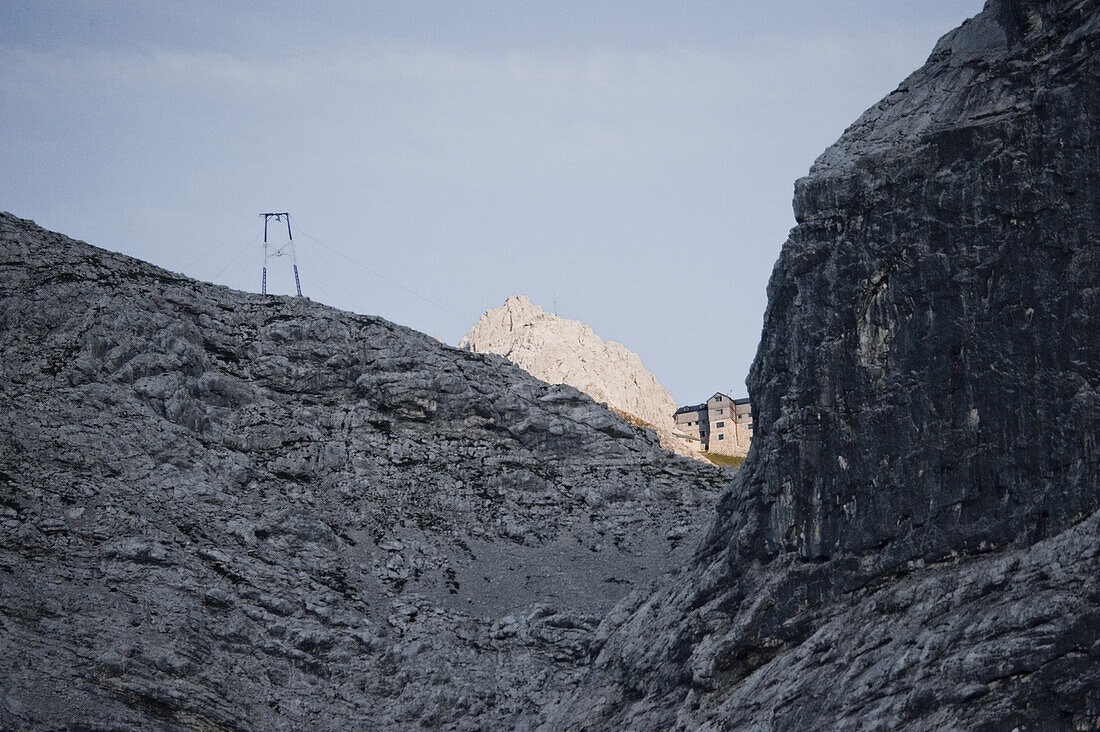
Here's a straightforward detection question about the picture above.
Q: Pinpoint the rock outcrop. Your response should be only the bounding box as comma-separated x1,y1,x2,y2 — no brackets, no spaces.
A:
0,214,730,730
554,1,1100,728
461,295,700,459
3,0,1099,728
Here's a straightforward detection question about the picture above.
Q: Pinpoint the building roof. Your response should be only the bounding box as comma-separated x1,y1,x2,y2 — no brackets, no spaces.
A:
710,392,751,405
676,392,751,416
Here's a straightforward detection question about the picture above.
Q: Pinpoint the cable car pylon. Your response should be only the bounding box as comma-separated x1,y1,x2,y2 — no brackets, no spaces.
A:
260,212,302,297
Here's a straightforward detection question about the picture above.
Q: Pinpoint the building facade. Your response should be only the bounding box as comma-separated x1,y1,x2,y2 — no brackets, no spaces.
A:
673,392,752,456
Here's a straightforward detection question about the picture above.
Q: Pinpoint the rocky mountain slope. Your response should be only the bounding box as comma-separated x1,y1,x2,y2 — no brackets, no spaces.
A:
3,0,1098,728
553,0,1100,728
461,295,700,459
0,213,730,730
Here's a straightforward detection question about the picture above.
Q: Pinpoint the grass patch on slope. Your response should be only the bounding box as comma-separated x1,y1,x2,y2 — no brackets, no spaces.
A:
609,407,657,432
702,452,745,469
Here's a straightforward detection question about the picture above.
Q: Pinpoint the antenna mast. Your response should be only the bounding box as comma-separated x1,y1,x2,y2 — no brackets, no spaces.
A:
260,212,302,297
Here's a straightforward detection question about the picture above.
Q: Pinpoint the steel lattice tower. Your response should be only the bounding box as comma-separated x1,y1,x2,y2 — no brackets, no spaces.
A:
260,212,302,297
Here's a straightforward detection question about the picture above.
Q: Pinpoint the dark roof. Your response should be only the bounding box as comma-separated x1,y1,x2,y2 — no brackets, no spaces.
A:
676,393,751,415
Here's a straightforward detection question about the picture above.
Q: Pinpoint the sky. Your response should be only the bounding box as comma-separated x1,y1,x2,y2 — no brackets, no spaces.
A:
0,1,985,404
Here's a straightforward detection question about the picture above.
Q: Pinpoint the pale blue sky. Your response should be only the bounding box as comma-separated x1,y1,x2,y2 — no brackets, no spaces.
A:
1,1,985,403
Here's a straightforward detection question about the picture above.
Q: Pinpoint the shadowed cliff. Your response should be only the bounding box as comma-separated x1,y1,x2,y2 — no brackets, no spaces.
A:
553,1,1100,728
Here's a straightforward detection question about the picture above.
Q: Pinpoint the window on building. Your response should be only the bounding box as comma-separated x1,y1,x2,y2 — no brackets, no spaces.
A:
714,396,722,401
716,421,724,427
718,408,723,414
747,424,753,430
718,434,725,440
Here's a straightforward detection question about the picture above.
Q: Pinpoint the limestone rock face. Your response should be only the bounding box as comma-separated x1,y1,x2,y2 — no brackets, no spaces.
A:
554,1,1100,728
4,0,1099,727
460,295,700,459
0,213,730,730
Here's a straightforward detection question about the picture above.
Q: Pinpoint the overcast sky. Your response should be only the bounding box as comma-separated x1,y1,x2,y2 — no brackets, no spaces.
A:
1,1,985,404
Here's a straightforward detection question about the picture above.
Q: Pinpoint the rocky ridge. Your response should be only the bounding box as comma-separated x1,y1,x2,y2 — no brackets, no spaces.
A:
2,0,1098,728
461,295,700,459
0,214,729,730
554,1,1100,728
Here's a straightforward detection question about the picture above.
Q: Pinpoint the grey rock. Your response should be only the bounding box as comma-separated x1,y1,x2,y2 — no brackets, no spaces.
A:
0,212,729,730
554,1,1100,729
3,0,1098,728
460,295,703,458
